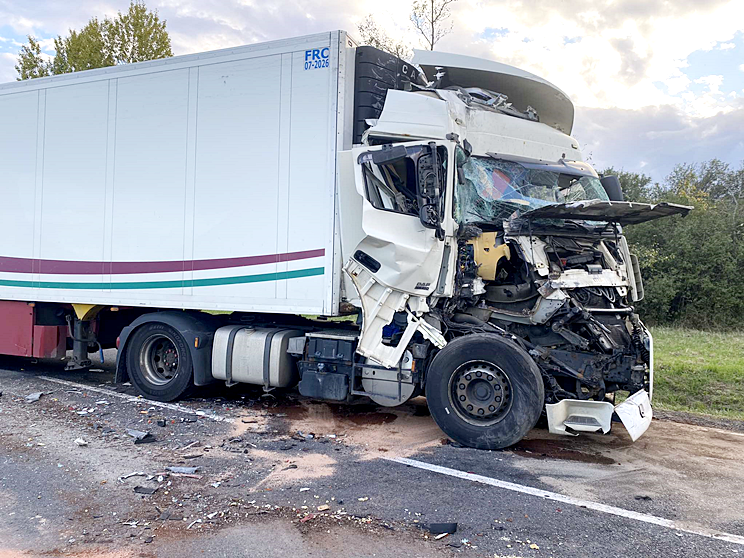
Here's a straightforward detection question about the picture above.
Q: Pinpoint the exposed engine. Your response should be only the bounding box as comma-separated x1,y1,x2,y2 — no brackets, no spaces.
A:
439,224,652,405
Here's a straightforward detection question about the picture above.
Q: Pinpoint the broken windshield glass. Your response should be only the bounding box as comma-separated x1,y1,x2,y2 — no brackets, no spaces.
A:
455,155,609,226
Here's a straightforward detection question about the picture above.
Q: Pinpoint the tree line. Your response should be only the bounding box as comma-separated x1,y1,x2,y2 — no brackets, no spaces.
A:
12,2,742,330
15,1,171,80
604,161,744,330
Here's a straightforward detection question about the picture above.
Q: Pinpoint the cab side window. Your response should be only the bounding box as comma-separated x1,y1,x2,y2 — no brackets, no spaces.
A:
362,158,418,216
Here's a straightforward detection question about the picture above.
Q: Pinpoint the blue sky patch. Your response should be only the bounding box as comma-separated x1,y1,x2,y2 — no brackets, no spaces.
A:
481,27,509,40
682,31,744,96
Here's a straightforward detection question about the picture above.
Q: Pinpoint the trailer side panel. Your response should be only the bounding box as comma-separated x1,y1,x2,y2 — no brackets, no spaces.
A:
0,32,345,316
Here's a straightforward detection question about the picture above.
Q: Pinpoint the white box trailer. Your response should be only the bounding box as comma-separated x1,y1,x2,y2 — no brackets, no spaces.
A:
0,30,356,316
0,32,688,449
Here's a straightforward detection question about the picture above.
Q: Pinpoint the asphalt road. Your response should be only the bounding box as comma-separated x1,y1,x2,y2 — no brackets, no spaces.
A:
1,352,743,557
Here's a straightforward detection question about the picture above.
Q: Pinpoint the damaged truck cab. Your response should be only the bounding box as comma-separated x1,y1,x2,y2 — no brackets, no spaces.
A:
326,48,690,448
0,32,690,450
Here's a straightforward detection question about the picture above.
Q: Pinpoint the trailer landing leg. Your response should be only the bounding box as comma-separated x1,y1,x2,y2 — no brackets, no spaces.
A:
66,317,93,370
65,305,103,371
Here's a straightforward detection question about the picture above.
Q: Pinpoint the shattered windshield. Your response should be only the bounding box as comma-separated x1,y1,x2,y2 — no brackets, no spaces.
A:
455,155,609,226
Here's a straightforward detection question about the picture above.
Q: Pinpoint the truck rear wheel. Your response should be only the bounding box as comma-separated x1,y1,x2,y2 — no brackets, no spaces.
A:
126,322,193,402
425,333,544,449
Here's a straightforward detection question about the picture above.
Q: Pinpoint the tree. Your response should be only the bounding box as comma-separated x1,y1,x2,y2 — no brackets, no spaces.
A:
14,36,50,80
411,0,458,51
357,15,412,60
50,19,112,75
107,0,172,64
15,1,172,80
620,160,744,330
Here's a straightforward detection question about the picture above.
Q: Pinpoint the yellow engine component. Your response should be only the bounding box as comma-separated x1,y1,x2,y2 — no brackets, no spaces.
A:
468,232,511,281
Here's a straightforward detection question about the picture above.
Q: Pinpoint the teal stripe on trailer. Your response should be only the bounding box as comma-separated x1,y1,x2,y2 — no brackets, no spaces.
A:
0,267,325,290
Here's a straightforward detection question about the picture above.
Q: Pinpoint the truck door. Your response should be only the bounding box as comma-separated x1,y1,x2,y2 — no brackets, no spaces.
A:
345,141,453,368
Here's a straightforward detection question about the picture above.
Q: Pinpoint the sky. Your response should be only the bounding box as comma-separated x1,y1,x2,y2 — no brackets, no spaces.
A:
1,0,743,181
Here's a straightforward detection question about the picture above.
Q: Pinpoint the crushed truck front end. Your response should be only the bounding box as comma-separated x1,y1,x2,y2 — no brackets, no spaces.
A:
320,47,690,449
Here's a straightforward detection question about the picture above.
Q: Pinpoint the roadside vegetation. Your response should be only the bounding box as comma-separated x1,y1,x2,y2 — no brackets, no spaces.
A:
651,327,744,420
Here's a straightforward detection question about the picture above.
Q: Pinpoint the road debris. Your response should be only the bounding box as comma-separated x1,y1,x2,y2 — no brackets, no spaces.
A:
74,438,88,447
118,472,146,483
300,513,316,523
428,522,458,535
357,497,369,502
166,466,199,474
133,486,158,495
434,533,449,540
317,504,330,511
187,519,202,529
126,429,156,444
25,392,42,403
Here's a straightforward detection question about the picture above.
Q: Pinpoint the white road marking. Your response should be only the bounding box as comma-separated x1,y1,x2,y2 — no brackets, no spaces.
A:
384,456,744,546
38,376,232,422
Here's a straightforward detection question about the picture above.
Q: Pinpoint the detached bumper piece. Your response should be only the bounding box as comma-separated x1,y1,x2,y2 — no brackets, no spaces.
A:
614,390,653,441
545,390,652,441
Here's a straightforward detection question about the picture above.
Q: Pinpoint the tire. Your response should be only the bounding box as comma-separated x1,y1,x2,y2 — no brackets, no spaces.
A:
425,333,544,450
125,322,194,402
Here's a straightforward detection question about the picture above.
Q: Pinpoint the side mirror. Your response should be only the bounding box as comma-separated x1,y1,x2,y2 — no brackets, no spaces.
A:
416,143,444,238
600,175,624,202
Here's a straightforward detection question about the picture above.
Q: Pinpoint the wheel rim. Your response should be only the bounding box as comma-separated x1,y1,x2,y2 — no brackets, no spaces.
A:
138,333,180,386
448,360,513,426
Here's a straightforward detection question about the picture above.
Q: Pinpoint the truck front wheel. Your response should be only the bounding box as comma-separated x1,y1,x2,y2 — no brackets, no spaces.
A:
126,323,194,402
425,333,544,449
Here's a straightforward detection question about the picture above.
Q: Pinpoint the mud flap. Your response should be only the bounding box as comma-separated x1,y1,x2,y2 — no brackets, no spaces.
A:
615,389,652,442
345,258,445,368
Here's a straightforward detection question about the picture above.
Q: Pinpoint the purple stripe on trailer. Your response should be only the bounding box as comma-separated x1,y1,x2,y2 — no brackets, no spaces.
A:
0,249,326,275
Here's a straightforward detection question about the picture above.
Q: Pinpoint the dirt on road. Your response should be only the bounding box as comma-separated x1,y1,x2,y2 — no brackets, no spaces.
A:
1,359,743,557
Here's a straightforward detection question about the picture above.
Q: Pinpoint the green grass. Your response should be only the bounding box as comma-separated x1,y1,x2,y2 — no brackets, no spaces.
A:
651,326,744,420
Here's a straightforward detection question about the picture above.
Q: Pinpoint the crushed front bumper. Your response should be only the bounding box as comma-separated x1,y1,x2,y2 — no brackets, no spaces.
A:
546,390,653,442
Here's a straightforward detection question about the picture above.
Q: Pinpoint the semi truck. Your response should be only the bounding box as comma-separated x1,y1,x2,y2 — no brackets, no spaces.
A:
0,30,690,449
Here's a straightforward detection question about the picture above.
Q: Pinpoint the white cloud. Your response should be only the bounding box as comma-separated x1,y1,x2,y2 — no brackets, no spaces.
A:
453,0,744,114
575,101,744,179
0,0,742,178
0,36,22,47
0,53,17,84
695,75,724,94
